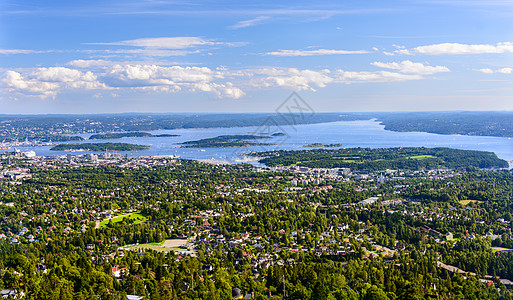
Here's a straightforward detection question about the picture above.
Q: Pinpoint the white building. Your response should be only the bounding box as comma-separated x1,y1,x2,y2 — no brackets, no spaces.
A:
23,150,36,158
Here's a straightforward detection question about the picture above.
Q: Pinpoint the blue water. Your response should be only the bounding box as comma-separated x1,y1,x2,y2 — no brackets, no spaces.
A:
3,120,513,163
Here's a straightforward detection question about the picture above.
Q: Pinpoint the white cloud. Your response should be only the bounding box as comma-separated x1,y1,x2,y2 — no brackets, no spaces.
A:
1,67,105,99
251,68,333,91
67,59,117,68
89,37,214,49
248,65,430,90
395,42,513,55
103,65,215,85
0,49,50,55
477,67,513,74
101,64,244,98
84,37,245,57
32,67,96,82
2,61,447,100
2,71,59,99
371,60,450,75
335,70,423,83
265,49,369,56
230,16,269,29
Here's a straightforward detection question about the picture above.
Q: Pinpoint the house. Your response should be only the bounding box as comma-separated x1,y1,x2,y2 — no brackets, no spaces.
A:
1,289,21,299
112,266,128,278
232,287,243,299
358,197,378,205
486,232,499,241
446,232,454,241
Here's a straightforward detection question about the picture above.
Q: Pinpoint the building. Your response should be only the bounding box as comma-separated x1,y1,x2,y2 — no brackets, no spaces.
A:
358,197,379,205
22,150,36,158
339,168,351,175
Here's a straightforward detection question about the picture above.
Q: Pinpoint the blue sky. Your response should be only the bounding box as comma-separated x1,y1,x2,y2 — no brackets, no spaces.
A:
1,0,513,113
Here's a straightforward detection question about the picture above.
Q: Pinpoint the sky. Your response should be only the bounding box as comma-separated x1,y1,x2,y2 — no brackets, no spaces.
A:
1,0,513,114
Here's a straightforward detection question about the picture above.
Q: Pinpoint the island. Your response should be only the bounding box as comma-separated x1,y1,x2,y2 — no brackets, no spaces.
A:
302,143,344,148
89,132,179,140
180,134,275,148
50,142,150,151
271,132,287,137
255,147,508,170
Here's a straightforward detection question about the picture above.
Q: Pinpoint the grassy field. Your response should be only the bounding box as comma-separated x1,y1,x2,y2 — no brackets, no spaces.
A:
459,199,483,205
492,247,513,253
124,239,190,253
99,212,148,228
409,155,436,159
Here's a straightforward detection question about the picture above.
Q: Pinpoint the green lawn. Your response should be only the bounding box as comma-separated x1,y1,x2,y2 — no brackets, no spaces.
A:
409,155,436,159
123,239,190,253
99,212,148,228
492,247,513,253
459,199,483,205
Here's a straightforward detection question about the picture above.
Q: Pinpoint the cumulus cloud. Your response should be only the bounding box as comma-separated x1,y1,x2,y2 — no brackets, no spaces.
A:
265,49,369,56
394,42,513,55
103,65,215,86
101,64,244,99
32,67,96,82
250,68,333,91
477,67,512,74
2,71,59,98
1,67,105,99
247,66,430,90
371,60,450,75
2,61,447,100
230,16,270,29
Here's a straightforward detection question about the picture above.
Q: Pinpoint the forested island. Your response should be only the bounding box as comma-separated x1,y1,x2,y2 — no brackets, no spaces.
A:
89,132,179,140
50,142,150,151
302,143,344,148
256,147,509,170
180,134,274,148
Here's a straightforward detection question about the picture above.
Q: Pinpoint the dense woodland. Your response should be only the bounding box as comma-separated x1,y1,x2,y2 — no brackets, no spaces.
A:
257,147,509,170
181,135,273,148
0,151,512,299
377,111,513,138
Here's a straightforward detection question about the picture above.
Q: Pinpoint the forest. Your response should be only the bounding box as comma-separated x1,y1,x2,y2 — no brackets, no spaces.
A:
180,135,274,148
256,147,509,170
0,153,512,299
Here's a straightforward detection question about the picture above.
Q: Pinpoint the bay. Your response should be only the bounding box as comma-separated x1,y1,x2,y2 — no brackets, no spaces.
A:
3,120,513,163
